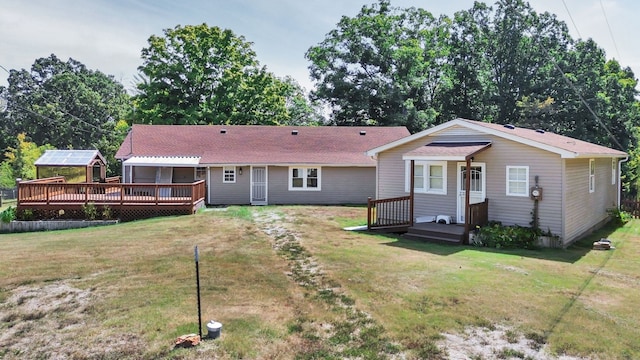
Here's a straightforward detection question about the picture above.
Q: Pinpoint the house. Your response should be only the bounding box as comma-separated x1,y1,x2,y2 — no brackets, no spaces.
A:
115,125,410,206
34,149,107,183
365,118,628,247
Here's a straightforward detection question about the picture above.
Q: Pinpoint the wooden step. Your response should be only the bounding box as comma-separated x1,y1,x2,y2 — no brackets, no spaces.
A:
403,223,465,244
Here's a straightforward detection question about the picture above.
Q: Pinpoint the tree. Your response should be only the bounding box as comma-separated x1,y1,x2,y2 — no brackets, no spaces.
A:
279,77,326,126
438,2,495,122
306,0,449,132
134,23,296,125
4,133,54,181
0,55,131,175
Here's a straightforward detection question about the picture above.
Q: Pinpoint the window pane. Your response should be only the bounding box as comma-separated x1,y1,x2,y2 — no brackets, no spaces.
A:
428,165,443,190
307,178,318,188
292,168,300,178
430,165,442,177
292,178,303,187
307,168,317,177
414,165,424,190
430,178,443,189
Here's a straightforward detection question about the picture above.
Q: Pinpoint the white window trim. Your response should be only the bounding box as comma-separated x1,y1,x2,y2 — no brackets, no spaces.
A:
288,166,321,191
405,160,447,195
506,166,529,197
589,159,595,193
611,158,616,185
223,166,236,183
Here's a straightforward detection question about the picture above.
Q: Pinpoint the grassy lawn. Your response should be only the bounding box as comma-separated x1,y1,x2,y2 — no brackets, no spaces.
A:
0,205,638,359
0,198,16,212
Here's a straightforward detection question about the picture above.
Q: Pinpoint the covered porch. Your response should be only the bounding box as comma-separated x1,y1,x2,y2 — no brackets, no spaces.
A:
367,141,492,244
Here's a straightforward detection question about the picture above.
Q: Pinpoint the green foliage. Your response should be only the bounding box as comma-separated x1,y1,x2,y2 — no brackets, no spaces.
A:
306,1,447,132
82,202,97,220
1,206,16,223
473,222,540,249
102,206,113,220
135,23,309,126
607,207,632,226
307,0,640,194
4,133,54,181
1,55,131,168
0,161,16,188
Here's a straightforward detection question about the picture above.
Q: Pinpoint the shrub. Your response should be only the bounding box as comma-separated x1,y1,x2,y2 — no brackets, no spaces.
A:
607,207,632,226
1,206,16,223
473,221,540,249
82,202,97,220
102,205,112,220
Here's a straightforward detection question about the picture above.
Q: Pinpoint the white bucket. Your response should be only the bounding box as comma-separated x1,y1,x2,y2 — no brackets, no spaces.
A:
206,321,222,339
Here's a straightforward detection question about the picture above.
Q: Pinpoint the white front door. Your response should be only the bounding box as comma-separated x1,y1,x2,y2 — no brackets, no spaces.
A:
457,162,486,223
251,166,268,205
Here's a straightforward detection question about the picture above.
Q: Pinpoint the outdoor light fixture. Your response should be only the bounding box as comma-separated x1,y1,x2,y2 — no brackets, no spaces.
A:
239,167,243,175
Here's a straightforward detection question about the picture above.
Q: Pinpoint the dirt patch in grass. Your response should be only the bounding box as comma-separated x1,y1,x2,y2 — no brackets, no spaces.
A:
0,278,144,359
439,324,586,360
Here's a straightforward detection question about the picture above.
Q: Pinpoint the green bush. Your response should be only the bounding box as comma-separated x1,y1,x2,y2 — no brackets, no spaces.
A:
607,207,632,226
0,206,16,223
82,202,97,220
473,221,540,249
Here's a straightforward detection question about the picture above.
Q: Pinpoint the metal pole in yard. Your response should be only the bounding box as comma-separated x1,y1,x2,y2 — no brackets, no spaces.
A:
195,246,203,340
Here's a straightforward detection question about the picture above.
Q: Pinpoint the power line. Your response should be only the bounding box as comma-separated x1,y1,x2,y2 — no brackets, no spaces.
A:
561,0,582,39
0,63,111,134
526,29,624,151
599,0,621,60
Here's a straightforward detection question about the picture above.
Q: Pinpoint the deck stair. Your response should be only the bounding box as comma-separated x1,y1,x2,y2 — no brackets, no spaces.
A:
403,222,465,244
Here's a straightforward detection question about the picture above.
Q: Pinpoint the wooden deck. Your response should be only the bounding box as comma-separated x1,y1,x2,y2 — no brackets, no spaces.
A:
17,178,206,221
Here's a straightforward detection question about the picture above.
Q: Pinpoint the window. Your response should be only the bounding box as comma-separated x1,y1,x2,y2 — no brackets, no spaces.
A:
506,166,529,196
612,158,616,185
407,161,447,194
589,159,595,193
195,167,207,180
289,167,321,190
223,166,236,183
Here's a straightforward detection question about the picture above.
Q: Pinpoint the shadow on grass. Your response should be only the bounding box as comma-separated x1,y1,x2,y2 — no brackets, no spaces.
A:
370,223,621,264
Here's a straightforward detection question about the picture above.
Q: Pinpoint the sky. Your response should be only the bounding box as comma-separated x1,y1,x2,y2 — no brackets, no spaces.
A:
1,0,638,93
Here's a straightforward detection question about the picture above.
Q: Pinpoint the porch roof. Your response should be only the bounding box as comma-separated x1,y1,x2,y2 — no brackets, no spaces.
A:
122,156,201,167
402,141,492,161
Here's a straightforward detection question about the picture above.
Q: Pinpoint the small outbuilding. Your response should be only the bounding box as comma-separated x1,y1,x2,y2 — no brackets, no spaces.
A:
34,150,107,183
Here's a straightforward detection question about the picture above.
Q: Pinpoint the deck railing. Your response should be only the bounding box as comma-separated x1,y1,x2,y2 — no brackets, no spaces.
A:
367,196,412,230
469,199,489,227
18,180,206,206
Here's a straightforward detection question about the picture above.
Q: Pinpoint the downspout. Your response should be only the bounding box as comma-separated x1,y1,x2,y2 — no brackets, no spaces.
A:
618,156,629,208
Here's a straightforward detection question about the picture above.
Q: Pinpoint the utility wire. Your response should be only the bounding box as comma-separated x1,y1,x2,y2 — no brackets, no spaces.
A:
599,0,621,60
561,0,582,39
525,29,624,151
0,63,110,134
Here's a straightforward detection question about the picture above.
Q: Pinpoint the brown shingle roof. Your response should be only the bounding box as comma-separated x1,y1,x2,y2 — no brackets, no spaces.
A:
404,141,492,160
116,125,410,166
461,119,627,157
367,118,627,158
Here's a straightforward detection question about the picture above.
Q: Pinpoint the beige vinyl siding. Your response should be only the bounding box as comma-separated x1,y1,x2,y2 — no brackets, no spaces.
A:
376,138,438,199
563,158,616,244
268,166,375,204
412,161,458,218
209,166,251,205
376,131,563,234
473,136,563,234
